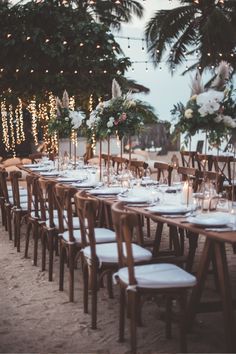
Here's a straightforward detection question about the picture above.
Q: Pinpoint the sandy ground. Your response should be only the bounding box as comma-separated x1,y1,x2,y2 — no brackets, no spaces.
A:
1,215,236,354
0,150,235,353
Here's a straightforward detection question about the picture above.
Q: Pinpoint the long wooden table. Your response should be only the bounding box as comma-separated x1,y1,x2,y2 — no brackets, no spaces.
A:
19,166,236,351
98,195,236,352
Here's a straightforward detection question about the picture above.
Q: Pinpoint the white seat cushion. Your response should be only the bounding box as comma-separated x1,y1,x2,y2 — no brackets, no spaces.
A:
117,263,196,289
61,227,116,244
45,217,81,229
83,242,152,264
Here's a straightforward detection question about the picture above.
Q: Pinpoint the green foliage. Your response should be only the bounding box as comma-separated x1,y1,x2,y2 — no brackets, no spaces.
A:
87,95,158,140
145,0,236,73
0,0,132,103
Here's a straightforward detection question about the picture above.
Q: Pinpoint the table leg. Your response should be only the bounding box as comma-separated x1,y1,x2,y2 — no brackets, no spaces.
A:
186,238,213,329
214,242,235,352
152,222,164,257
185,231,199,272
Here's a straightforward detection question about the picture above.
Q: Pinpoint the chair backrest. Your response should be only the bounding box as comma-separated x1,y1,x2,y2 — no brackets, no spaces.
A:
38,178,57,225
54,184,78,240
112,201,139,284
26,173,40,216
195,153,213,171
129,160,148,178
212,155,233,185
0,169,10,203
111,156,129,174
154,162,173,186
196,170,224,194
9,170,22,208
180,151,196,168
101,153,109,167
177,166,197,190
111,201,143,268
74,191,99,252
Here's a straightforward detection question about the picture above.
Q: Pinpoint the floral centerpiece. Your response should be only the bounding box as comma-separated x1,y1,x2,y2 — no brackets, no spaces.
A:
172,61,236,146
48,90,85,138
86,79,157,140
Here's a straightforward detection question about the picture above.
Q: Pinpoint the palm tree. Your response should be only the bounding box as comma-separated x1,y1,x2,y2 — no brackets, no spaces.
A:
73,0,144,29
145,0,236,73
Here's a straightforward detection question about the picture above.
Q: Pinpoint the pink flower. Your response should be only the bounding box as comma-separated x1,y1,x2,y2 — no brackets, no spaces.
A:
120,112,127,121
114,119,119,126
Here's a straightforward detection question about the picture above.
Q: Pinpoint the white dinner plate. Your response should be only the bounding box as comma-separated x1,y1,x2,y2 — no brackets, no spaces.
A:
23,163,41,168
187,212,232,227
118,195,150,203
89,187,123,195
40,171,59,177
30,167,49,172
57,177,80,182
72,181,98,188
146,204,193,214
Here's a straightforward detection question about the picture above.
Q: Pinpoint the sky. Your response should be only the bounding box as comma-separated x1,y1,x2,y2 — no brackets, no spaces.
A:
115,0,191,123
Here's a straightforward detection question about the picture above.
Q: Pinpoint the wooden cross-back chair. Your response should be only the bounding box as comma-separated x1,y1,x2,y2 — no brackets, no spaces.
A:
0,169,13,240
212,156,235,198
195,153,213,171
9,170,28,252
129,160,149,178
24,173,43,264
53,184,83,299
195,170,224,195
177,166,197,191
111,156,129,174
154,162,173,186
111,201,197,354
180,151,196,168
75,192,151,329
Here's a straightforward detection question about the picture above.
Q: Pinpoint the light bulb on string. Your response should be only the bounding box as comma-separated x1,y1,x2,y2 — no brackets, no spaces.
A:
127,37,130,49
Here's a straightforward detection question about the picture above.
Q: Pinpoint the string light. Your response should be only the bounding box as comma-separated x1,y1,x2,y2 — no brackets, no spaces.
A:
15,105,21,145
9,104,16,156
1,100,10,151
69,96,75,110
28,97,38,145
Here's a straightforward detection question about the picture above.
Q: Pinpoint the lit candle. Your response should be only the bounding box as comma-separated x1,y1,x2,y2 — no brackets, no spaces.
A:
181,181,193,205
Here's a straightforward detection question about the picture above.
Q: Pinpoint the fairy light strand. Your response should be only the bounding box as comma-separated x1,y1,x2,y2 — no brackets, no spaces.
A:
1,100,10,151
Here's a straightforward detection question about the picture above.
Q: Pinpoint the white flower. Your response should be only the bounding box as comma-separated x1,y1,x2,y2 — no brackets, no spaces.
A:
214,115,223,123
65,117,69,121
107,117,115,128
196,90,224,116
222,115,236,128
184,109,193,119
87,110,100,128
69,110,85,129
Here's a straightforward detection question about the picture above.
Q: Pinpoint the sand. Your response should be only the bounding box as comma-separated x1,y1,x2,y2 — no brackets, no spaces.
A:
0,215,235,354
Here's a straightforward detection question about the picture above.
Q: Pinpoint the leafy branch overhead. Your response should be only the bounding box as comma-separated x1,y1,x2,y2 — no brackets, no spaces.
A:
0,0,144,102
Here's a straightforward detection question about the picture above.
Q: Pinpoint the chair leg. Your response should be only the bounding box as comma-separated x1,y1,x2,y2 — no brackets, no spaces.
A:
106,271,114,299
178,292,187,353
41,230,46,272
24,222,32,258
48,230,54,282
119,286,126,342
83,262,89,313
16,212,22,252
129,290,137,354
91,264,97,329
6,205,12,241
68,244,75,302
59,244,65,291
0,199,6,227
165,296,172,339
33,223,39,266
